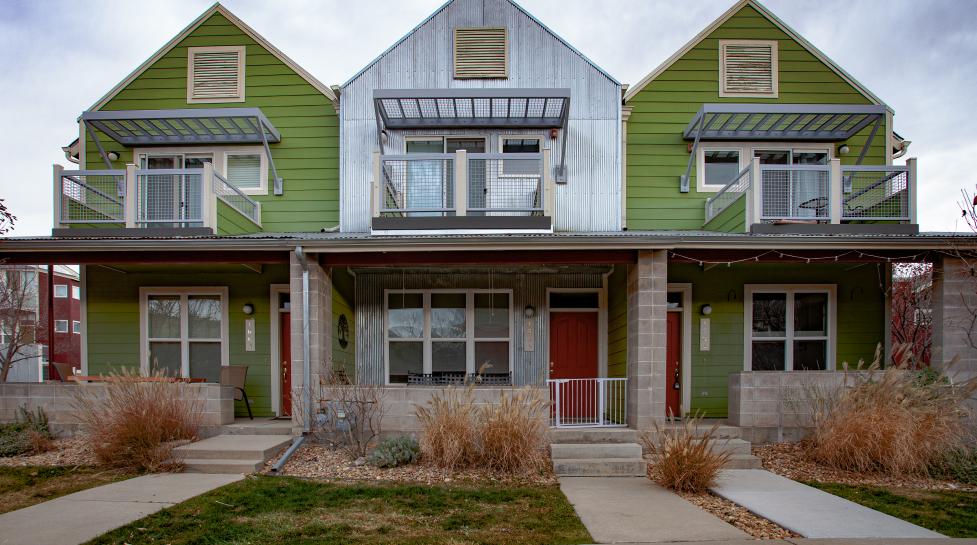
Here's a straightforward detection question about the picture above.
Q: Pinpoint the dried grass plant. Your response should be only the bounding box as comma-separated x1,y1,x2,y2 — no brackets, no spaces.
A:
314,371,387,459
414,386,480,471
72,368,202,471
641,413,731,493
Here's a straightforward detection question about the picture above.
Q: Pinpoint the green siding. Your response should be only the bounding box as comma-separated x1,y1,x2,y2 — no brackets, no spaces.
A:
85,264,289,417
332,286,355,378
82,13,339,232
607,264,628,378
702,194,746,232
216,200,261,235
626,5,887,230
669,263,885,417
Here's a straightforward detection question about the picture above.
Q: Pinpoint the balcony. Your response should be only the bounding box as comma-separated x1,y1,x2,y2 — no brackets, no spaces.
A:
704,157,917,234
371,149,555,231
53,163,261,235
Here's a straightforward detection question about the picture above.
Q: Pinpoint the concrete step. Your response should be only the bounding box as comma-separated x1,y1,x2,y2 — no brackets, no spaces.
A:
181,458,264,474
553,457,647,477
658,423,742,439
695,437,752,456
551,442,643,460
173,435,292,462
724,454,763,469
550,428,639,444
219,421,294,436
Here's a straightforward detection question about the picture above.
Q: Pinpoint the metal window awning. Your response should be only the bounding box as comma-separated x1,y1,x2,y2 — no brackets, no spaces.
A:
80,108,285,195
679,103,887,193
373,88,570,130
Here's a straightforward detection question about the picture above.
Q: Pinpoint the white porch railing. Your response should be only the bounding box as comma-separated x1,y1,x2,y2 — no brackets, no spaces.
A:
547,377,627,428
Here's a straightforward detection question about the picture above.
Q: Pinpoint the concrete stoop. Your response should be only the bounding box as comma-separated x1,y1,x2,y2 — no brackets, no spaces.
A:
173,434,292,474
550,429,646,476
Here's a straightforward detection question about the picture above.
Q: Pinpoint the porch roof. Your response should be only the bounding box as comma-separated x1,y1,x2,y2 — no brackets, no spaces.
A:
683,104,887,142
373,88,571,130
81,108,281,146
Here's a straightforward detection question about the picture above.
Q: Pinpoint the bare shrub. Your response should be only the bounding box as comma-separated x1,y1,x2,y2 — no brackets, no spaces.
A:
804,344,977,476
415,386,480,471
642,413,731,493
314,371,387,459
478,387,549,473
72,369,202,471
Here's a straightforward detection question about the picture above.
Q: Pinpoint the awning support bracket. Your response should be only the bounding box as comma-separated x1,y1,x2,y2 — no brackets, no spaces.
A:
84,121,113,169
680,113,705,193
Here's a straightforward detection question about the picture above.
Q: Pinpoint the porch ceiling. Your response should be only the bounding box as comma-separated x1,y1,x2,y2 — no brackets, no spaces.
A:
81,108,281,146
683,104,886,142
373,88,571,130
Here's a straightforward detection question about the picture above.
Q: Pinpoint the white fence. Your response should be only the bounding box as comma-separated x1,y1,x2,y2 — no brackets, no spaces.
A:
547,377,627,427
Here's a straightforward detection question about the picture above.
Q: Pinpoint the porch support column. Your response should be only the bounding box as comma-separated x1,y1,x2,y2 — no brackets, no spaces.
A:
289,251,333,435
932,256,977,380
626,250,668,430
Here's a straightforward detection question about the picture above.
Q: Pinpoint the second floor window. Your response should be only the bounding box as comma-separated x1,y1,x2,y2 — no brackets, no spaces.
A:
54,285,68,298
54,320,68,333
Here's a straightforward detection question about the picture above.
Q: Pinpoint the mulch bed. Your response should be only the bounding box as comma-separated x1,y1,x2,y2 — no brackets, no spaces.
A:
754,442,977,492
0,437,97,468
266,442,558,485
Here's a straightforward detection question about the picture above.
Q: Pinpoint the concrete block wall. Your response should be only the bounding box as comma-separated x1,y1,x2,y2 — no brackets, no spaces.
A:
626,250,668,430
376,386,548,435
289,251,333,433
0,382,234,437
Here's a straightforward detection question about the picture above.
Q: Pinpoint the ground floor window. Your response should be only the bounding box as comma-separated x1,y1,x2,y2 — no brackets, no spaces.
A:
140,287,228,382
385,289,512,383
745,285,835,371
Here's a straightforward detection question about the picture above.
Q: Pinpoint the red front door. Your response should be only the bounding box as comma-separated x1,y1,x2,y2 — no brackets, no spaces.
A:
549,312,599,423
280,311,292,416
666,311,682,419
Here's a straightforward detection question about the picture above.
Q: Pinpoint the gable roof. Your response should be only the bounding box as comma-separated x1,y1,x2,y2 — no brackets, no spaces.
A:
622,0,889,111
343,0,619,87
87,2,337,112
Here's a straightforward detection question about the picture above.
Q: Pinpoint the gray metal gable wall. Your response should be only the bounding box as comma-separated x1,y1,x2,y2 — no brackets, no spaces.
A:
355,270,606,385
340,0,621,233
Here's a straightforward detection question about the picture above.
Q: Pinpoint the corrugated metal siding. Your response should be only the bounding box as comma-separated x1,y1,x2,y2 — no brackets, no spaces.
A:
341,0,621,233
354,268,607,385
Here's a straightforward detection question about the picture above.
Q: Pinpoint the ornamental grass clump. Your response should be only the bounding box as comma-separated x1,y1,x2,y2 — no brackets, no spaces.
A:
72,368,202,472
414,387,480,471
641,413,730,493
804,344,977,476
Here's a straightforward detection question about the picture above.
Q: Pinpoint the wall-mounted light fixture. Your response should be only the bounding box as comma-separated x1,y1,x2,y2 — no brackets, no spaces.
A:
107,151,120,161
700,304,712,316
837,144,850,156
242,303,254,315
523,305,536,319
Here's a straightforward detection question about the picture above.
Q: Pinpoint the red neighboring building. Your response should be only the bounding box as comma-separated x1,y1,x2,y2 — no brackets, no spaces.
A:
37,265,82,377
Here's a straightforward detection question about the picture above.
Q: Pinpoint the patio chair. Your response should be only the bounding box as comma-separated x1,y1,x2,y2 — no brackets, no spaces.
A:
51,361,75,382
220,366,253,420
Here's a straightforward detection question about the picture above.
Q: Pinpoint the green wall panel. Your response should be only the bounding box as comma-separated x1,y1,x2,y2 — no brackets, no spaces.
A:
607,264,628,379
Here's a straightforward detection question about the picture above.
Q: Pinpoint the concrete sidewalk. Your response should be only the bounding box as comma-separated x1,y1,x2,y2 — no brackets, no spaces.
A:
711,469,945,539
0,473,243,545
560,476,748,543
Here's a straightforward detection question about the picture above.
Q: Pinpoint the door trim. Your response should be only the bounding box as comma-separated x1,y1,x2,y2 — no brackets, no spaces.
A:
269,284,289,418
545,287,607,379
667,283,693,416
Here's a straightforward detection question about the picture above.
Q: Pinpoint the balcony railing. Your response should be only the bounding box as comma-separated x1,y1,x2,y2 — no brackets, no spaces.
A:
703,157,917,228
373,149,553,223
54,163,261,230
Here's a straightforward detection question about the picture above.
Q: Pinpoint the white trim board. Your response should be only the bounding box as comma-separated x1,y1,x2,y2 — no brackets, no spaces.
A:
86,3,337,113
743,284,837,372
667,283,693,416
622,0,889,111
269,284,289,417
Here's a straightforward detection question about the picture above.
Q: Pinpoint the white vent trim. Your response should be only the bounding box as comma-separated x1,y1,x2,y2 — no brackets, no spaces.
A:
187,45,246,103
719,39,778,98
453,27,508,79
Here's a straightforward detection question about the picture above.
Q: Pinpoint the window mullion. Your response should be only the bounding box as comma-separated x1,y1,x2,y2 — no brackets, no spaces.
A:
785,290,795,372
422,292,432,375
466,291,475,375
180,294,190,378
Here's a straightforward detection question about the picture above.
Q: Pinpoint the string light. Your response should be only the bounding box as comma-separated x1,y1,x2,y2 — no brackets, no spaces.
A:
667,249,930,265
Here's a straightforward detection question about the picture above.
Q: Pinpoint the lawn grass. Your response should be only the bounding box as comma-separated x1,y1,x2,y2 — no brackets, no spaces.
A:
0,465,135,515
808,481,977,538
87,476,592,545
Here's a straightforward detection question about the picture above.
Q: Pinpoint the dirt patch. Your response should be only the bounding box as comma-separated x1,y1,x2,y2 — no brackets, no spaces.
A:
266,442,557,485
754,442,977,492
0,437,96,468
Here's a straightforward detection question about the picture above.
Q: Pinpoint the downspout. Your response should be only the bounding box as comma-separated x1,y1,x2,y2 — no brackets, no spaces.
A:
294,245,312,434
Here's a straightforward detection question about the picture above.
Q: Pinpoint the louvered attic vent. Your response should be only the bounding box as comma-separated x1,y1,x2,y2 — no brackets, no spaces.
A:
720,40,778,98
187,46,246,103
454,27,508,79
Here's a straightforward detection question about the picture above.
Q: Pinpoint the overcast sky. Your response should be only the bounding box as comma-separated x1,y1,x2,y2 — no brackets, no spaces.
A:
1,0,975,236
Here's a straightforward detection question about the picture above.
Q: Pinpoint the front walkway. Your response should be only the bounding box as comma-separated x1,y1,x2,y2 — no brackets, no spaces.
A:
710,469,945,539
0,473,242,545
559,477,749,543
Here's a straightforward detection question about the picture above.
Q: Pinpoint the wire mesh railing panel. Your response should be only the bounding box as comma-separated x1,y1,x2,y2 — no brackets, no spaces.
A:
135,168,204,227
467,153,543,216
704,165,752,223
213,172,260,225
547,378,628,428
760,166,830,221
841,166,910,221
59,170,125,223
379,155,455,217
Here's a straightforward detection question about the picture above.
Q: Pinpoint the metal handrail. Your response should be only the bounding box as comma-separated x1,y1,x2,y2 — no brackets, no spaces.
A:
704,164,752,223
213,171,261,225
61,174,124,206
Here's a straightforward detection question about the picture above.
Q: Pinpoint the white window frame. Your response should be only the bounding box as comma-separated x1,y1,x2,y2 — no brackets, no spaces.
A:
187,45,246,104
696,142,834,193
53,284,68,298
72,320,81,334
744,284,837,371
719,39,778,98
383,289,513,384
139,287,230,377
71,285,81,300
697,146,745,193
54,320,69,333
134,146,269,196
